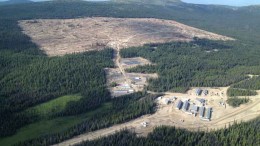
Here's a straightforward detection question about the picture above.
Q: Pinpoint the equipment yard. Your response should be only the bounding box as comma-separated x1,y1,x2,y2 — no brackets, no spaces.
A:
106,57,157,97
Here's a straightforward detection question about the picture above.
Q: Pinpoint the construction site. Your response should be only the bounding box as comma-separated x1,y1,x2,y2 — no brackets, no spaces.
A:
56,87,260,146
106,57,157,97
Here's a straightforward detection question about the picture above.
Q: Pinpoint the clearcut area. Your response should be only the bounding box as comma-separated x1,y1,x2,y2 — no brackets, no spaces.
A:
19,17,234,56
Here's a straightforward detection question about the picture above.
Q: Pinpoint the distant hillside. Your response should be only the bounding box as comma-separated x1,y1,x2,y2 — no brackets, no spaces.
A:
0,0,32,5
112,0,181,5
240,5,260,14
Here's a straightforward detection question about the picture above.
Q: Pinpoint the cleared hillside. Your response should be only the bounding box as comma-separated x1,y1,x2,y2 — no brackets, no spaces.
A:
112,0,181,5
19,17,233,56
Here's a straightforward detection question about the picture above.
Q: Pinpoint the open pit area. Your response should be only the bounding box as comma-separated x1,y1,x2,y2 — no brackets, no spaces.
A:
19,17,234,56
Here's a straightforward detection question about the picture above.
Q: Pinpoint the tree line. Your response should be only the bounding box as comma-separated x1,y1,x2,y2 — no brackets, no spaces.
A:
232,76,260,90
227,97,250,107
227,87,257,97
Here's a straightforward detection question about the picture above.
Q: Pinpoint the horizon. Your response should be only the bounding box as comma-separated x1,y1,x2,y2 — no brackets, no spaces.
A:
1,0,260,7
0,0,110,2
181,0,260,7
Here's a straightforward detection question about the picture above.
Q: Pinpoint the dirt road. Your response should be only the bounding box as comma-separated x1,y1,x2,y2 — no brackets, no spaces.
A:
114,43,138,91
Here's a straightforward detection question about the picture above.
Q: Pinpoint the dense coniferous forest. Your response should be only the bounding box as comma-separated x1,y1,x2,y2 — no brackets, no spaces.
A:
76,117,260,146
0,0,260,145
16,92,157,146
121,40,260,92
232,76,260,90
227,88,257,97
226,97,250,107
0,48,115,136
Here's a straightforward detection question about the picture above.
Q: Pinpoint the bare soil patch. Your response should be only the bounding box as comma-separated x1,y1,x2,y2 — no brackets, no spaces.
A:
19,17,234,56
120,57,153,69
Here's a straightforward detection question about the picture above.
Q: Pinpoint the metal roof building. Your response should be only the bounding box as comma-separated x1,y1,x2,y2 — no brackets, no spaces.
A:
182,101,190,112
205,108,212,121
199,106,205,118
195,89,202,96
114,90,128,93
196,98,206,104
190,104,198,113
176,100,183,110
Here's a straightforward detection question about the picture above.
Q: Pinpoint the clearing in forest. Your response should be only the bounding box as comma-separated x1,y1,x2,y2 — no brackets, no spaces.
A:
19,17,234,56
106,57,157,97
